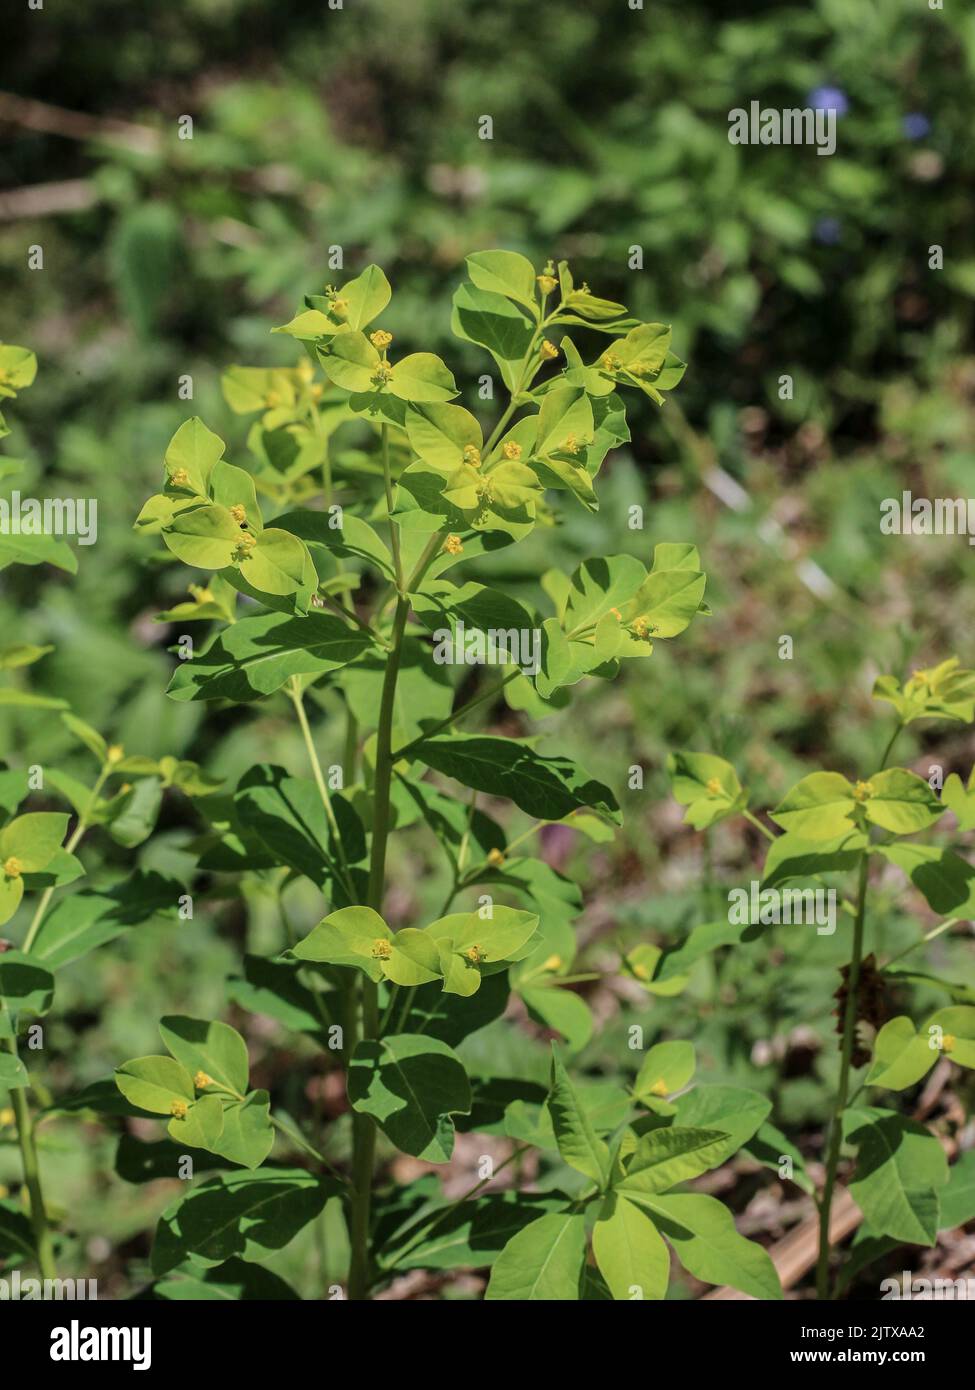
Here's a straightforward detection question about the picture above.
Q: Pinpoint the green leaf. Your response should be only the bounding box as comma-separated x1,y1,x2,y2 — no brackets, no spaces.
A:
0,952,55,1038
863,769,944,835
845,1107,948,1246
942,767,975,830
592,1193,670,1300
235,765,364,889
484,1211,585,1301
670,1084,771,1165
163,417,225,494
939,1151,975,1229
318,331,381,393
411,734,620,823
0,811,68,872
0,1052,28,1090
634,1041,696,1101
115,1056,195,1115
762,830,867,888
388,353,458,404
168,1093,225,1149
547,1047,610,1185
866,1016,939,1090
209,1091,274,1170
618,1126,731,1196
30,870,184,969
873,660,975,725
159,1016,250,1096
378,1191,562,1272
151,1169,334,1274
466,250,539,312
667,751,746,830
451,283,535,392
167,611,373,702
347,1034,472,1162
770,772,858,840
404,403,483,471
636,1192,782,1299
154,1257,299,1300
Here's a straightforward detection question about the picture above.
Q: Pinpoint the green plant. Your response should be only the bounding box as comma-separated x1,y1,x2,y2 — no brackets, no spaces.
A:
666,657,975,1298
35,248,777,1303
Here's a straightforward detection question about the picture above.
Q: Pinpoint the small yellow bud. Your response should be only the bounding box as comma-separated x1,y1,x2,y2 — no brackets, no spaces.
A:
3,857,22,879
170,1100,188,1120
170,467,190,488
106,744,124,764
706,777,723,796
601,352,622,373
502,441,522,460
561,434,579,455
331,298,349,320
264,391,282,408
0,1107,15,1127
537,274,558,295
632,963,650,981
372,364,393,386
487,847,505,867
370,329,393,350
941,1034,956,1054
542,954,562,972
443,534,463,555
540,340,559,360
309,383,324,400
610,607,622,620
234,534,258,563
229,504,247,524
194,1071,213,1090
296,358,314,382
462,444,482,468
853,780,875,803
465,945,484,964
631,617,653,641
371,938,392,960
649,1079,669,1098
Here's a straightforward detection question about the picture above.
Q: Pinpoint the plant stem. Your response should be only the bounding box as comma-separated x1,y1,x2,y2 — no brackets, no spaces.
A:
23,765,108,953
816,851,870,1299
287,679,355,900
347,592,410,1300
1,1015,56,1280
743,808,777,843
380,423,404,591
392,669,520,761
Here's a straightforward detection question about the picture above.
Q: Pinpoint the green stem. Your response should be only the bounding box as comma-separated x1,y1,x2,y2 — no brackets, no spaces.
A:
878,722,903,771
288,680,355,900
881,917,958,972
23,765,108,954
380,423,404,591
816,851,870,1299
385,1145,528,1269
392,669,520,761
347,593,410,1300
1,1006,56,1280
743,808,777,843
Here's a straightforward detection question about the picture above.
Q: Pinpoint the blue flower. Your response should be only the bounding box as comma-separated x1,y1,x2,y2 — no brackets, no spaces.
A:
808,86,849,116
902,113,930,140
814,217,842,246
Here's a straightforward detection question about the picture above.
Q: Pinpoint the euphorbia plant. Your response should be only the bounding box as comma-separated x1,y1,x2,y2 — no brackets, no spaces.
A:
666,658,975,1299
89,251,782,1301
